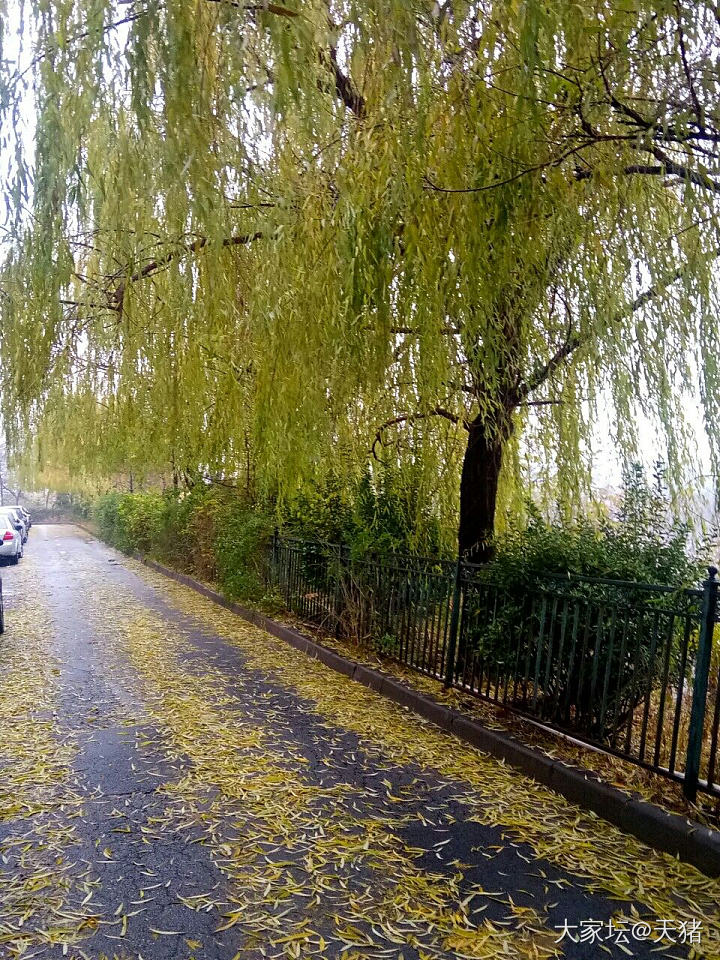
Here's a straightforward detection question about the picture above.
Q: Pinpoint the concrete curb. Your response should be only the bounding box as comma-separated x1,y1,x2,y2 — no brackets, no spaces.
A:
77,529,720,877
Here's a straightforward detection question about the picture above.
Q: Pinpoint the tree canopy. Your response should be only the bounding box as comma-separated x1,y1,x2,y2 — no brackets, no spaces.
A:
1,1,719,554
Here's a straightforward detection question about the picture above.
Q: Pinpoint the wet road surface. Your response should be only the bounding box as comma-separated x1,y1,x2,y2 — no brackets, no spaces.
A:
0,525,718,960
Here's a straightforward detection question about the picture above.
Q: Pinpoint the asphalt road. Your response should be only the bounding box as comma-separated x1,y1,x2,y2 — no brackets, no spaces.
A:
0,525,718,960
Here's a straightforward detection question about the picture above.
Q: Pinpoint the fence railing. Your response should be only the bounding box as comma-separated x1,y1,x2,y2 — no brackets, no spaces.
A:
269,534,720,801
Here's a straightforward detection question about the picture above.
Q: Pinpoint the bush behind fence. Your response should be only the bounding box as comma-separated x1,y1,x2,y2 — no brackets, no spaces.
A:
270,534,720,801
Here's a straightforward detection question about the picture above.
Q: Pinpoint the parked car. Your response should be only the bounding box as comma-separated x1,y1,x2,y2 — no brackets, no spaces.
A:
6,505,31,529
0,516,22,564
0,508,27,543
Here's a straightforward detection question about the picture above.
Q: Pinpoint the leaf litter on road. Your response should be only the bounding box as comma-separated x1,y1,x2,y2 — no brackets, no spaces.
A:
125,559,720,958
0,562,102,958
3,538,720,959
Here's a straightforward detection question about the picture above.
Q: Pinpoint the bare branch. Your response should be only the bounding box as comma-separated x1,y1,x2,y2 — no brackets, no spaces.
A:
109,231,263,312
515,331,580,405
675,1,703,125
371,406,467,461
516,248,720,403
643,144,720,194
203,1,298,14
325,46,366,118
389,326,461,335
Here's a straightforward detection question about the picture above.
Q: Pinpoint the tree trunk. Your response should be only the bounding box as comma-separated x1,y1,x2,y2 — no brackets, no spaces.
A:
458,413,511,563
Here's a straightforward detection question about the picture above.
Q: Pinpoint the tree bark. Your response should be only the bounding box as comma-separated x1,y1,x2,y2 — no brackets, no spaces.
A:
458,413,511,563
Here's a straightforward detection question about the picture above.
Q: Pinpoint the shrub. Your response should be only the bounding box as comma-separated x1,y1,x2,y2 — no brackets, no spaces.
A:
94,492,125,548
285,469,447,559
93,486,273,603
214,502,274,602
94,491,165,555
486,463,701,588
460,463,705,740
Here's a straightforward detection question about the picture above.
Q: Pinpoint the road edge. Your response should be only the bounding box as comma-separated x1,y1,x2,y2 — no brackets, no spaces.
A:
73,525,720,877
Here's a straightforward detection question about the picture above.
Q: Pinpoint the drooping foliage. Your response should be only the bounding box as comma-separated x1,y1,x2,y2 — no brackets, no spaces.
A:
1,1,720,553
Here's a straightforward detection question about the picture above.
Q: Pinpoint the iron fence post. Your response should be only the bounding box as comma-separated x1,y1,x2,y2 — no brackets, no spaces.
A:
334,543,349,636
270,527,279,587
684,565,718,801
444,557,463,688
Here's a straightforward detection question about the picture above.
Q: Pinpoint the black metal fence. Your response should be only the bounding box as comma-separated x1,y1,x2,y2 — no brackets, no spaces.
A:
269,534,720,801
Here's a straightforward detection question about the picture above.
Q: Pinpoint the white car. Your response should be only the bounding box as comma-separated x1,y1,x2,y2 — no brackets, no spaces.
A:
4,505,30,529
0,508,27,543
0,516,22,564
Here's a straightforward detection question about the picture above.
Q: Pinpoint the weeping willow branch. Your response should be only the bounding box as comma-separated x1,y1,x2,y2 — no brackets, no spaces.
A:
3,0,720,543
109,231,263,312
11,10,151,88
372,407,469,462
516,247,720,403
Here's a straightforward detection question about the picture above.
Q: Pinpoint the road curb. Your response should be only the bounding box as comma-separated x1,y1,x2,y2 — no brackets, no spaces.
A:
84,537,720,877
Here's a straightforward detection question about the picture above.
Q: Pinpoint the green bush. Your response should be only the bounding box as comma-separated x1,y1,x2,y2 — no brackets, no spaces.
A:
487,462,702,588
93,492,122,546
93,486,273,603
214,503,274,603
90,467,446,611
286,469,447,559
462,463,704,740
94,491,165,555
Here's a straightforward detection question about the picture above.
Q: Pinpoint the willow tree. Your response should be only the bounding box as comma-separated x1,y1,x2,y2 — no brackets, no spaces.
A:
1,1,719,557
